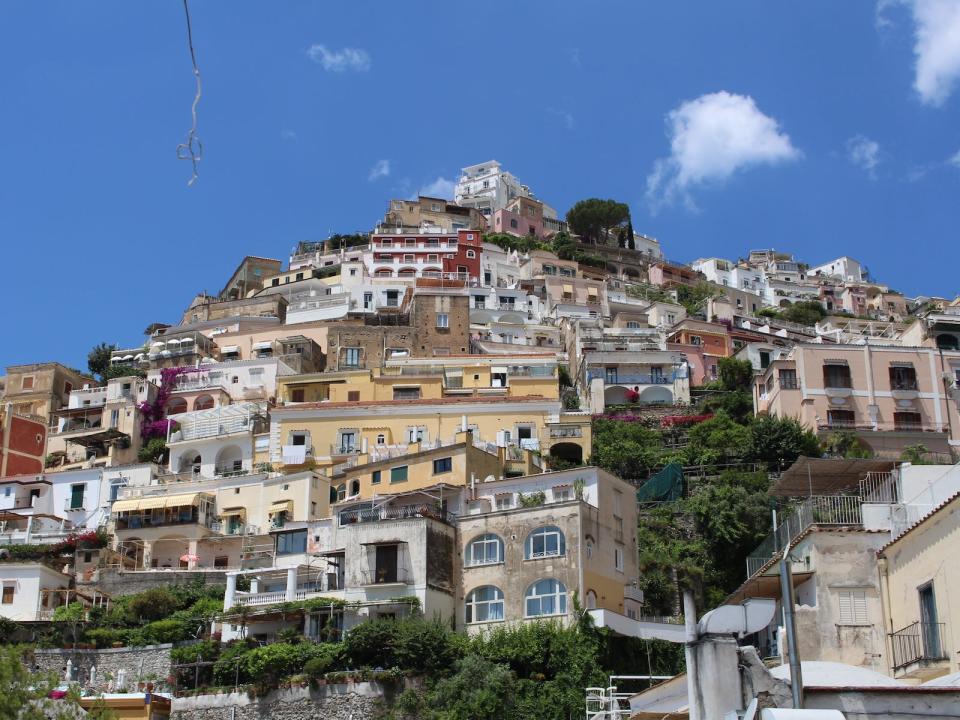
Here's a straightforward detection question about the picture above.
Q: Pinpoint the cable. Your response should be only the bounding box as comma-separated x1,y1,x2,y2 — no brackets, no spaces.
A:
176,0,203,186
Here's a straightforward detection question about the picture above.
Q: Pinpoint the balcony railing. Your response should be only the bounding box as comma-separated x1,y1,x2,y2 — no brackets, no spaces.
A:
860,471,898,503
339,503,456,527
890,622,947,670
359,567,411,585
549,426,583,438
587,370,673,385
745,495,863,578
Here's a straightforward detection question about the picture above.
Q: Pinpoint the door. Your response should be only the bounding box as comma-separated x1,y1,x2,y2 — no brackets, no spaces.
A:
375,544,398,583
919,583,942,658
605,367,618,384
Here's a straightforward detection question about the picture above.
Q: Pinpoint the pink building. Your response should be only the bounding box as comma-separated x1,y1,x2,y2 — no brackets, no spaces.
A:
491,196,545,239
755,343,960,459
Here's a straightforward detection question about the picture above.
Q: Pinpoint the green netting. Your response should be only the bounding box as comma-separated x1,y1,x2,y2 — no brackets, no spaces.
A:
636,462,684,502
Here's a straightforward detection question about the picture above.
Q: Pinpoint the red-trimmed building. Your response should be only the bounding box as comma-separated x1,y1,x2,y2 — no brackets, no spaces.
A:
0,406,46,477
367,229,482,282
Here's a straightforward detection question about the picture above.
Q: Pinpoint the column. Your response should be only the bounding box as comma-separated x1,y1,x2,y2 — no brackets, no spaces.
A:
285,567,298,601
141,541,153,569
224,574,237,611
187,539,199,570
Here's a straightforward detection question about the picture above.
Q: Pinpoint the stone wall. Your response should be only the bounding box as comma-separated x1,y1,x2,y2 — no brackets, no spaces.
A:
31,644,172,689
85,568,227,596
171,683,393,720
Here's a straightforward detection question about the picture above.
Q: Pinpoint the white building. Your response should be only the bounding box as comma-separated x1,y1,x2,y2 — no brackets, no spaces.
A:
455,161,556,220
810,256,866,283
0,564,73,621
166,402,269,479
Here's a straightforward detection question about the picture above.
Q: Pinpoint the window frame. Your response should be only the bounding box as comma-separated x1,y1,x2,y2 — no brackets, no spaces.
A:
465,585,505,624
525,525,566,560
465,533,504,567
524,578,567,618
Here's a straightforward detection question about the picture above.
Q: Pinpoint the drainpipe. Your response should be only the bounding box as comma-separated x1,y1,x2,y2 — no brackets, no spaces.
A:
779,540,803,708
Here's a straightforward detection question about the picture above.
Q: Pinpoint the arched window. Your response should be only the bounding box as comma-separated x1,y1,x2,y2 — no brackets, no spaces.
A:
585,590,597,610
336,484,346,502
465,586,504,624
525,579,567,617
584,536,594,560
349,479,360,497
194,394,215,411
465,534,504,566
525,526,565,560
376,434,386,445
167,397,188,415
466,249,477,259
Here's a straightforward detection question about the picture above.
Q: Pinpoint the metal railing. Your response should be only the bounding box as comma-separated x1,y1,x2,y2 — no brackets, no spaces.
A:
860,471,898,503
359,567,411,585
890,622,947,670
339,503,455,526
745,495,863,578
587,370,673,385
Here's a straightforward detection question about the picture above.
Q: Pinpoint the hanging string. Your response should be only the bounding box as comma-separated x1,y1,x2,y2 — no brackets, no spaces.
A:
176,0,203,186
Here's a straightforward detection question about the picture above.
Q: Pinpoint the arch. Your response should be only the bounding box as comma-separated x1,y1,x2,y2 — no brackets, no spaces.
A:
375,268,394,278
398,267,417,277
585,589,597,610
215,445,244,474
936,334,960,351
349,479,360,497
335,483,346,502
193,394,215,411
605,263,619,275
152,535,191,568
623,266,641,280
178,452,202,474
465,585,504,624
497,312,526,325
525,525,566,560
779,299,792,308
638,385,673,404
549,442,583,465
166,397,188,415
470,310,495,324
524,578,567,617
465,533,504,566
604,385,632,405
421,267,442,276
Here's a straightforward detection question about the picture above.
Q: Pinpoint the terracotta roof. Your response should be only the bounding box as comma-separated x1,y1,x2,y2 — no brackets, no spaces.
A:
277,394,552,411
878,490,960,554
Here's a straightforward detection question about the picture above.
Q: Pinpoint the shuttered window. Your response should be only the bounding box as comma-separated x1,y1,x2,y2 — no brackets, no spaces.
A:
837,589,868,624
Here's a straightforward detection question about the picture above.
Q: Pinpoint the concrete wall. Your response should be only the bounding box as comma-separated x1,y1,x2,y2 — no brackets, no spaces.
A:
31,643,172,688
171,683,392,720
89,568,227,596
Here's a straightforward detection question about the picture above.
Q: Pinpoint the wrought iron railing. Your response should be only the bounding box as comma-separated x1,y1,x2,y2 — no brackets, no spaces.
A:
890,622,947,670
338,503,455,527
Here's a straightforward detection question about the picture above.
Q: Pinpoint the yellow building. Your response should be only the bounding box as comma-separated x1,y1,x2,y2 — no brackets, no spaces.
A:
79,693,171,719
271,394,591,477
276,353,560,405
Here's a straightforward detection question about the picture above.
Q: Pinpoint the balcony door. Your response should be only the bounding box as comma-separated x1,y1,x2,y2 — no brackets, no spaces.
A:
375,544,398,584
919,583,942,658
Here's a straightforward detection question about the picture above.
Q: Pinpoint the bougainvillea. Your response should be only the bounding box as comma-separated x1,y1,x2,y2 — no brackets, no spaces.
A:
138,366,189,440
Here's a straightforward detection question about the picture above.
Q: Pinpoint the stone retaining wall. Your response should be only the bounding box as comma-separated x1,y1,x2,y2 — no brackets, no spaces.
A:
85,568,228,596
171,683,392,720
32,643,173,688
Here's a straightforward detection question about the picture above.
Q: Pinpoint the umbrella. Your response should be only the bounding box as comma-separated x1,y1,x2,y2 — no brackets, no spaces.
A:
179,553,200,563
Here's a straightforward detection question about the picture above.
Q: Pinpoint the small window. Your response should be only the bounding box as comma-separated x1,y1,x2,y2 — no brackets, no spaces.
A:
626,321,640,329
348,390,360,402
779,369,798,389
466,249,476,259
393,387,421,401
372,470,381,485
614,546,625,572
837,589,868,624
436,313,449,328
376,434,385,445
1,585,14,604
495,494,513,510
390,466,408,483
433,457,452,474
21,376,34,390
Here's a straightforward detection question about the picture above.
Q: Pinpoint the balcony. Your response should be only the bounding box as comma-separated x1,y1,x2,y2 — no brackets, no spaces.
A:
63,499,86,513
745,495,863,578
890,622,948,677
338,503,456,527
330,443,359,457
588,370,673,385
549,426,583,439
360,567,411,586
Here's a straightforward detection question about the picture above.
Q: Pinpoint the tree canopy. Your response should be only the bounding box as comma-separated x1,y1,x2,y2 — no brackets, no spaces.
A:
565,198,630,245
86,342,116,380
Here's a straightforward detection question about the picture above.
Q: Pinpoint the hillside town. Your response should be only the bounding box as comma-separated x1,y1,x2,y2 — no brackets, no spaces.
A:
1,161,959,719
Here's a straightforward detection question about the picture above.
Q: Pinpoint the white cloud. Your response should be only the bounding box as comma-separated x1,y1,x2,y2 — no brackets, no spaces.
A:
645,91,801,211
547,107,575,130
903,0,960,106
306,44,371,72
368,159,390,182
950,149,960,167
418,177,456,199
846,135,882,177
280,128,297,142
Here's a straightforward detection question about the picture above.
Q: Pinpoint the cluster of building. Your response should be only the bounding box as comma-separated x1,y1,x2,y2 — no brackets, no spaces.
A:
0,159,958,695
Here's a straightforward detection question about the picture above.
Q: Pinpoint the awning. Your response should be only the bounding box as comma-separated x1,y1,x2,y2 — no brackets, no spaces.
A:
889,361,915,368
139,496,170,510
220,345,240,354
180,337,195,345
491,366,508,374
219,507,246,518
166,338,182,345
359,539,408,546
269,500,293,514
587,287,598,297
252,341,273,350
111,498,142,513
444,368,463,377
562,284,574,295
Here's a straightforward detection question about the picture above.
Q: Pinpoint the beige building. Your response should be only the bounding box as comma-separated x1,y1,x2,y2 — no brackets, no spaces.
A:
381,195,487,233
1,363,95,424
879,492,960,681
755,343,960,459
457,467,640,633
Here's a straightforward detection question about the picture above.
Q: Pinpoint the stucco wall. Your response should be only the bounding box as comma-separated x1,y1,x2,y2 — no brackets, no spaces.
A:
171,682,392,720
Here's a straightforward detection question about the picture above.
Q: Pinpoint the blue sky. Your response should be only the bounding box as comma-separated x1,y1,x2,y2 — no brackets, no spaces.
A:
1,1,958,371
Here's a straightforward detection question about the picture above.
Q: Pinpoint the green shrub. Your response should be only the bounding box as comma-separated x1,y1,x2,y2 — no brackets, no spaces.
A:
84,627,123,648
302,643,343,679
141,618,189,644
128,587,179,622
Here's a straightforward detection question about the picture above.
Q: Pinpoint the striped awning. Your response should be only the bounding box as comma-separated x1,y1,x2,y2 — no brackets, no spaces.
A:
269,500,293,514
111,493,204,513
219,507,246,518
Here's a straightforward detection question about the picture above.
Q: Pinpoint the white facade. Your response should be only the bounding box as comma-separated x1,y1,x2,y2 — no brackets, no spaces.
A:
456,161,536,218
167,402,267,479
810,256,866,283
0,564,72,621
151,360,281,406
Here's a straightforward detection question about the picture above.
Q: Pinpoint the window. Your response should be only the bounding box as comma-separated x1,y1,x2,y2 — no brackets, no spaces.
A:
376,434,385,445
110,409,120,428
295,272,304,281
427,254,439,263
779,369,798,389
390,466,408,483
759,351,771,369
436,313,449,329
585,538,594,560
614,546,625,572
214,556,229,569
827,409,856,428
342,347,362,368
889,366,918,391
393,387,421,401
626,321,640,329
823,363,852,389
433,457,452,474
510,218,518,229
495,494,513,510
403,254,414,263
291,388,305,403
465,586,504,623
525,579,567,617
350,480,360,496
604,367,618,384
372,470,381,485
690,335,702,346
386,290,399,307
553,486,572,502
525,526,566,559
69,484,85,510
1,585,13,604
21,376,34,390
277,529,307,555
894,412,923,431
466,249,476,259
311,501,317,516
473,295,485,308
407,427,426,443
465,534,504,566
837,589,868,624
347,390,360,402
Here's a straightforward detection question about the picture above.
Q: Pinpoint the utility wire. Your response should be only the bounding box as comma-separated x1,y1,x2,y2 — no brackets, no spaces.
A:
176,0,203,186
